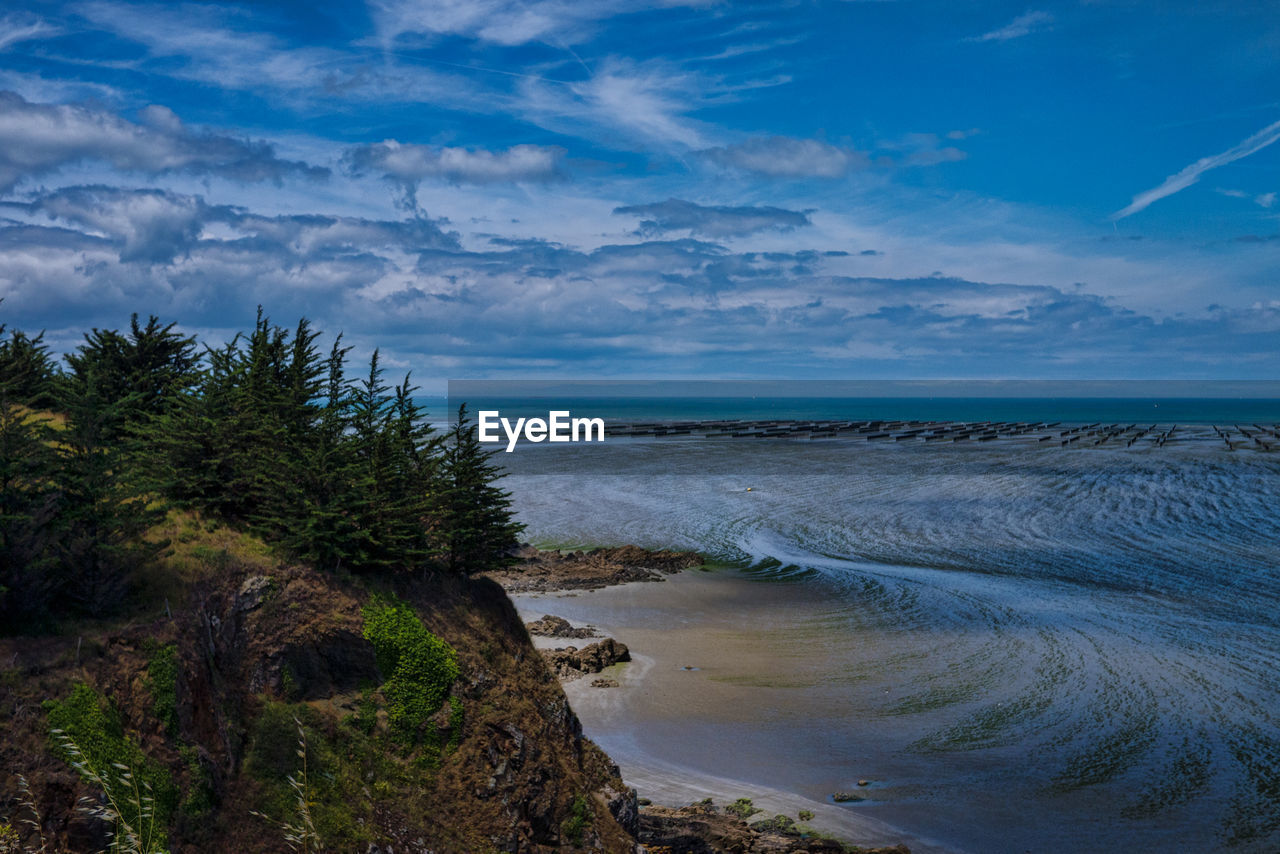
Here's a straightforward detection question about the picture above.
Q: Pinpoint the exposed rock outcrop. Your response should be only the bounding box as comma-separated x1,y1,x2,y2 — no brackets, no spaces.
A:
0,559,640,853
488,544,703,593
542,638,631,681
639,801,911,854
526,614,598,639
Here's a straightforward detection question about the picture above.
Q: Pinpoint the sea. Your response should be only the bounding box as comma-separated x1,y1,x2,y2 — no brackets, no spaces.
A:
477,395,1280,853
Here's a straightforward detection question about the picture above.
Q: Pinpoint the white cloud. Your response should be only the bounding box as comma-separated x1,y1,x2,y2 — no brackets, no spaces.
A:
516,57,713,150
1113,118,1280,220
0,91,327,192
367,0,713,47
970,11,1054,43
346,140,566,184
0,13,59,52
75,1,471,108
613,198,811,237
700,137,867,178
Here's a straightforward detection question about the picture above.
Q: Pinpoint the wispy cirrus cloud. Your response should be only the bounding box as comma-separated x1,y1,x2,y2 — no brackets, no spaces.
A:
699,137,868,178
0,12,58,51
0,91,328,192
75,0,474,109
969,10,1053,43
516,57,714,149
367,0,714,47
1217,187,1277,208
879,132,968,166
1113,118,1280,220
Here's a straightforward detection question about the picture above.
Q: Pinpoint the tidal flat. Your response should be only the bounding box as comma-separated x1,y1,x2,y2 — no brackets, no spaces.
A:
505,435,1280,853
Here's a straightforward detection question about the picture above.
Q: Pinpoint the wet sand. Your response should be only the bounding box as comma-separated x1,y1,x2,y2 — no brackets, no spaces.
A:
512,569,961,854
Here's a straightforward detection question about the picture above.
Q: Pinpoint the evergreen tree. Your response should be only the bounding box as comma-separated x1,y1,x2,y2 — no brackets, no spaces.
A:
51,373,166,617
270,334,361,571
438,404,523,574
0,322,59,410
0,385,60,630
63,314,198,439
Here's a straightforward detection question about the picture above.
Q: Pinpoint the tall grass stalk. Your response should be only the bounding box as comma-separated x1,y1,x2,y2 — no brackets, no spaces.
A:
50,730,167,854
15,774,48,853
250,717,322,853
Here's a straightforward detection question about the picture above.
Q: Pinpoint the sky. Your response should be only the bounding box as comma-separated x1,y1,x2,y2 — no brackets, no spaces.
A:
0,0,1278,387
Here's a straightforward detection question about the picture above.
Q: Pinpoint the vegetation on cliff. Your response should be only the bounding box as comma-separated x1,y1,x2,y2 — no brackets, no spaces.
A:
0,310,641,852
1,308,522,632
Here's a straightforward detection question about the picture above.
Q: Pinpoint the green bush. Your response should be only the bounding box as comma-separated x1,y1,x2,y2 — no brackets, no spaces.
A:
247,700,434,851
560,794,591,845
753,813,796,833
44,683,177,843
178,745,215,818
147,643,179,737
362,597,459,738
445,695,464,751
725,797,762,820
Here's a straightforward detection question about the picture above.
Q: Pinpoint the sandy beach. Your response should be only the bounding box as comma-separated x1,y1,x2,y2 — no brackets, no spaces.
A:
511,568,961,854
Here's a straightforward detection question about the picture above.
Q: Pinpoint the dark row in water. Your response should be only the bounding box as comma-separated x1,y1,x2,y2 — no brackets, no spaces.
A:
604,419,1280,450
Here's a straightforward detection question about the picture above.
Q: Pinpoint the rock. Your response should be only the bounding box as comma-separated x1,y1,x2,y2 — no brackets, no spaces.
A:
524,614,597,638
591,677,620,688
235,574,273,612
832,791,864,803
858,778,871,787
486,545,703,593
603,785,640,836
541,638,630,681
638,801,893,853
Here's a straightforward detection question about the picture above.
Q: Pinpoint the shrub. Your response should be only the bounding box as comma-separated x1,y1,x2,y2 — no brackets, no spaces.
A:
753,814,796,833
560,794,591,845
249,715,322,854
362,597,458,738
146,643,179,737
45,683,178,838
46,685,176,853
725,797,762,820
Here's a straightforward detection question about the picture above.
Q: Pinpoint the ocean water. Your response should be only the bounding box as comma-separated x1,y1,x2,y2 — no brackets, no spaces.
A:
500,412,1280,853
439,394,1280,427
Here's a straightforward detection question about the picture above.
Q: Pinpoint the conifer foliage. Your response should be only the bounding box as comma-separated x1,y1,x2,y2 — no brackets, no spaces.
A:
0,307,522,630
439,405,523,574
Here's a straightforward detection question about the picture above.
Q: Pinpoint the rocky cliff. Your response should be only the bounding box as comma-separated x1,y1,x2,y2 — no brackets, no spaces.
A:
0,522,638,853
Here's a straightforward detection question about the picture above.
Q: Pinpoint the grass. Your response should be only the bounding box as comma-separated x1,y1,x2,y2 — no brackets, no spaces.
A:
145,642,179,737
560,794,591,846
245,699,440,851
131,509,282,617
44,683,178,840
50,730,169,854
249,716,322,854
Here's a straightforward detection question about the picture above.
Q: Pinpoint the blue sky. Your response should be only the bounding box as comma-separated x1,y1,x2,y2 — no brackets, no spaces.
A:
0,0,1278,385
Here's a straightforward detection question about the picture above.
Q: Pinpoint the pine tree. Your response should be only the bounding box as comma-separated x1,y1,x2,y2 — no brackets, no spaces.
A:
63,314,198,440
0,322,59,410
438,404,523,574
0,383,60,629
52,373,166,617
272,334,360,571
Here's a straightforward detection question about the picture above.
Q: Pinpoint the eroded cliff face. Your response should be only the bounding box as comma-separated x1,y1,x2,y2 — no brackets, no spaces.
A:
0,558,639,853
